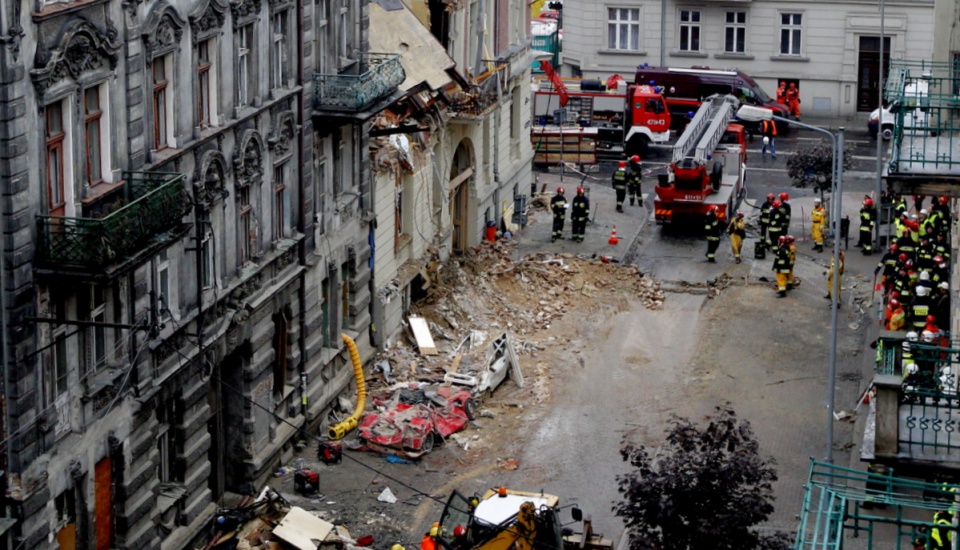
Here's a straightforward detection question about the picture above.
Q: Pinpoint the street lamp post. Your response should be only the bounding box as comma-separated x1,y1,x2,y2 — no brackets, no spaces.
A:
737,106,846,463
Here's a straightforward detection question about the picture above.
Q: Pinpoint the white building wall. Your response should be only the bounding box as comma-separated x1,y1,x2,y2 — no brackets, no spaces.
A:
562,0,934,117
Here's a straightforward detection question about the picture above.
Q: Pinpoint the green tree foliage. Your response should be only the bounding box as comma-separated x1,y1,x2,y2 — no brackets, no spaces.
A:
613,406,792,550
785,140,855,193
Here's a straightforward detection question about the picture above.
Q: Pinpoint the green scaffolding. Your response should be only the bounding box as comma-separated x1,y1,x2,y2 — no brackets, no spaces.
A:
884,59,960,176
797,460,958,550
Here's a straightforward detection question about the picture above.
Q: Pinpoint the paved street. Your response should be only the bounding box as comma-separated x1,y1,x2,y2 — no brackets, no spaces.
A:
286,115,885,548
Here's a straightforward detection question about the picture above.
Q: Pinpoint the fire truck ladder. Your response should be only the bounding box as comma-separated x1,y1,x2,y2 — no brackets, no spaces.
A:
671,94,739,168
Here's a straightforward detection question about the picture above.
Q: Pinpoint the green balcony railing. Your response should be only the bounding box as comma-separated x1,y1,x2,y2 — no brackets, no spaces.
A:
37,171,189,269
313,53,405,111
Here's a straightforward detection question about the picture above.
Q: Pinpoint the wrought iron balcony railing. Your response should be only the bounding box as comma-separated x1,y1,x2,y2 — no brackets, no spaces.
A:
37,171,189,269
313,53,405,111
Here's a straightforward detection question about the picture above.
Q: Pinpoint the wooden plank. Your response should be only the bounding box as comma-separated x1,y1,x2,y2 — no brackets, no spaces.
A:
443,352,464,386
409,316,438,355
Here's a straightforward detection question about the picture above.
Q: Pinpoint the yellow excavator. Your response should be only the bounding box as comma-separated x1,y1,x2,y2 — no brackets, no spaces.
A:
435,488,613,550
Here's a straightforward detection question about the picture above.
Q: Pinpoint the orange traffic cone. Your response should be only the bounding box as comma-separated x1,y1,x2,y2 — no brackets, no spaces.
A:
608,226,619,245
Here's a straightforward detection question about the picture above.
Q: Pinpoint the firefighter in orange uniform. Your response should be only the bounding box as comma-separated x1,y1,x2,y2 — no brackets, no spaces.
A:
786,82,801,121
776,81,787,105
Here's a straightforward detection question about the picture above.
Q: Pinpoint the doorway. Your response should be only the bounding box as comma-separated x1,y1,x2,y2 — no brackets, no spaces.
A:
857,36,891,112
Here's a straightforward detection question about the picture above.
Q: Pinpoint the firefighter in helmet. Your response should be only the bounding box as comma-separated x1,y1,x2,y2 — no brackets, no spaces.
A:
774,236,792,297
612,160,628,212
826,250,845,304
571,187,589,242
859,197,877,255
704,205,722,263
759,193,774,248
811,197,827,252
767,200,785,250
727,212,746,264
627,155,643,207
550,187,567,242
779,192,792,229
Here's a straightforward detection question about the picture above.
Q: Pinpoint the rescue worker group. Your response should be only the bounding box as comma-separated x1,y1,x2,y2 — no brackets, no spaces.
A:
549,155,643,242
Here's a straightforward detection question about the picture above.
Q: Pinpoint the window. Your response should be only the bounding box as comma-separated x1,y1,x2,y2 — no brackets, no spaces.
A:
84,88,103,185
85,285,107,373
316,156,327,238
272,12,289,89
724,11,746,54
197,39,215,128
153,56,174,149
607,8,640,51
157,249,177,320
156,397,182,483
316,0,332,75
202,225,215,288
273,163,290,240
333,137,344,197
337,0,349,61
46,101,67,215
780,13,802,55
238,25,253,107
679,10,701,52
272,311,288,397
238,186,252,264
44,328,68,407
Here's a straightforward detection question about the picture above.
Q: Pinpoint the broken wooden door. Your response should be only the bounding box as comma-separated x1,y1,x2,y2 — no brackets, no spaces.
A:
94,457,112,550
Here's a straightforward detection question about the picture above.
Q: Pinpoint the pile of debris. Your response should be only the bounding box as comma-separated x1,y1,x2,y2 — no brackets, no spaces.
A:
208,487,379,550
333,244,665,458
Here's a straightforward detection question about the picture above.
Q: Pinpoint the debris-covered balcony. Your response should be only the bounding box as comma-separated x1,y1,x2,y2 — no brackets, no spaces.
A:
796,459,959,550
448,60,509,120
862,335,960,469
36,171,190,278
883,60,960,194
313,53,405,118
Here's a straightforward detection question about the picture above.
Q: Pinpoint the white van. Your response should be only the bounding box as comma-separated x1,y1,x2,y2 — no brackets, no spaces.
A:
868,79,930,140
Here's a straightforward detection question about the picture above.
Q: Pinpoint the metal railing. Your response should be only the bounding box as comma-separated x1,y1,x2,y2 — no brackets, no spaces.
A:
36,171,189,269
884,59,960,175
796,460,959,550
313,53,405,111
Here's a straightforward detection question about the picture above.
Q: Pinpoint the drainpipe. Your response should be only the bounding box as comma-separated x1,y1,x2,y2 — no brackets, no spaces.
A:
297,0,309,418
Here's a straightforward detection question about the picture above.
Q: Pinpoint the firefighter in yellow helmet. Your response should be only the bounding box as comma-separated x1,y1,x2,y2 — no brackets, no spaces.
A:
727,212,746,264
811,197,827,253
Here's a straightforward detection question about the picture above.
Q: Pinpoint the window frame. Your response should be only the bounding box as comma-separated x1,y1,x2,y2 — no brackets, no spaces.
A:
273,162,290,241
46,101,67,215
724,11,747,54
678,9,701,52
84,87,104,186
86,285,107,374
152,55,174,150
197,38,215,128
779,13,803,56
606,7,640,52
237,24,254,108
272,10,290,89
238,185,253,265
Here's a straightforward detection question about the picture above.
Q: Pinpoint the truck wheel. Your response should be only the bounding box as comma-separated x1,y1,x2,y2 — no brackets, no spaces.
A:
627,136,649,157
710,162,723,191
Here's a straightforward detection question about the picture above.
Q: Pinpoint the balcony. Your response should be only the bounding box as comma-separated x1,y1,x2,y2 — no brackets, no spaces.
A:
313,53,405,116
882,59,960,194
864,335,960,470
36,171,190,277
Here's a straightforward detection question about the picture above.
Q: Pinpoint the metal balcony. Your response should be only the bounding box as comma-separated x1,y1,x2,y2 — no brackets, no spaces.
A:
883,59,960,193
868,335,960,466
313,53,405,113
36,171,189,273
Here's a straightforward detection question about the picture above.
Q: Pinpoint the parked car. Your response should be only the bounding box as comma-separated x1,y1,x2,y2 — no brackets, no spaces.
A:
869,79,930,140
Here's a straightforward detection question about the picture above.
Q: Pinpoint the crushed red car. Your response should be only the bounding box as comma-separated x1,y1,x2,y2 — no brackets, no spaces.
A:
356,386,478,459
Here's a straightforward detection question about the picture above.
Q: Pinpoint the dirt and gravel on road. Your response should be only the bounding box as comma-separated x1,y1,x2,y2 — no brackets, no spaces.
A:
258,231,868,550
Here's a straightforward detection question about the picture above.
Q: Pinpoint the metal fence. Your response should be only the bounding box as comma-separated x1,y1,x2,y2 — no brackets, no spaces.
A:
313,53,405,111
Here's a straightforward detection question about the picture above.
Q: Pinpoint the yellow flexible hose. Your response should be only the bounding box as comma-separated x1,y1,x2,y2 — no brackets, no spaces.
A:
327,333,367,440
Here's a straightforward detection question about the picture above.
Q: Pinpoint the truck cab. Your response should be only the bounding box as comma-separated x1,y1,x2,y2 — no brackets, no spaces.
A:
436,489,565,550
624,85,671,156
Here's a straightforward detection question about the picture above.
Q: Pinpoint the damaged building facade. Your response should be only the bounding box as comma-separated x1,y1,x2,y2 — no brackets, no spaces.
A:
0,0,394,546
366,0,535,343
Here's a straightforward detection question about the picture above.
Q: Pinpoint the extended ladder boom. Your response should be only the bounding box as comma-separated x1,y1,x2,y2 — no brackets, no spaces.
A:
671,94,739,166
